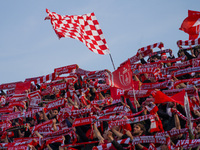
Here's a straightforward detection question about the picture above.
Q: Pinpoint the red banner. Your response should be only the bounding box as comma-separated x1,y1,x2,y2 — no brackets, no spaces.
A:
108,60,134,91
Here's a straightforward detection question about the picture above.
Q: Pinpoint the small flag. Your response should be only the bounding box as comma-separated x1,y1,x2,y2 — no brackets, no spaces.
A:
107,59,134,91
179,10,200,40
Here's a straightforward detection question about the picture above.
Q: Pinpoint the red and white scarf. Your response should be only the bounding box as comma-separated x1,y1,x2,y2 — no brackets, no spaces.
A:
173,66,200,77
177,37,200,46
28,90,41,107
43,127,73,138
96,85,110,93
37,125,62,135
162,87,196,96
129,49,153,64
0,121,12,131
174,139,200,149
1,111,22,121
172,108,200,122
137,42,164,55
85,70,110,80
63,107,96,118
125,89,152,98
25,72,57,85
50,82,68,91
91,97,112,106
0,81,22,90
160,66,179,76
141,80,171,90
7,93,27,103
97,114,124,122
109,114,155,129
156,128,188,137
8,101,26,109
92,138,130,150
148,49,172,58
31,119,53,134
54,64,78,75
131,135,167,145
72,116,96,127
140,61,163,69
22,107,44,118
7,144,29,150
45,135,64,146
46,98,65,110
173,57,200,68
6,88,15,97
171,77,200,89
100,105,130,116
0,107,13,114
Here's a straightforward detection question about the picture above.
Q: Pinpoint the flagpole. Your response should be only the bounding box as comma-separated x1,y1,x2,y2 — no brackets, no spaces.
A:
184,92,194,139
132,88,138,112
109,53,116,70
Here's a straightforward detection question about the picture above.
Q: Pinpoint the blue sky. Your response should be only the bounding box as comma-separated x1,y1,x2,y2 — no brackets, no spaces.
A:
1,0,200,84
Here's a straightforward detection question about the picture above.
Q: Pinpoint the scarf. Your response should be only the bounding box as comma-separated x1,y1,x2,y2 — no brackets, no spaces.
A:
109,114,155,129
54,64,78,75
46,98,65,110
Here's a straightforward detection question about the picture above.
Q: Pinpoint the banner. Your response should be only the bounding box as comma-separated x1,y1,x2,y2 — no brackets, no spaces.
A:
107,60,134,91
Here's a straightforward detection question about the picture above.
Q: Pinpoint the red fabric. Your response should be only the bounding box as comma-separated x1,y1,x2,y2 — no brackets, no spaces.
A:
72,116,96,127
179,10,200,40
0,81,23,90
150,117,164,133
137,42,164,55
122,123,132,134
8,101,25,108
54,64,78,75
45,9,110,55
15,81,31,94
1,131,7,139
85,128,93,140
171,89,185,106
108,59,134,91
150,105,158,115
152,89,185,106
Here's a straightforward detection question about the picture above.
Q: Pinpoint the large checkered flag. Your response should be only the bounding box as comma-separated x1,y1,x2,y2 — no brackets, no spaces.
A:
45,9,110,55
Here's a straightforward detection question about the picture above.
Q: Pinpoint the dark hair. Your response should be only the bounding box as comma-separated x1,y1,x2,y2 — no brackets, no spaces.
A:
134,123,146,135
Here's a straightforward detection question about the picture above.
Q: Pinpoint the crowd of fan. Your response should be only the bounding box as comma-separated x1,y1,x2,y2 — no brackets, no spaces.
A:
1,44,200,150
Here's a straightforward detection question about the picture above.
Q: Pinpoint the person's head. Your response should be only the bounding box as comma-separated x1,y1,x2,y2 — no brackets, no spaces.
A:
196,122,200,134
165,57,173,67
28,118,35,126
149,77,156,83
38,111,44,119
133,123,146,136
152,55,160,62
105,90,111,98
160,144,169,150
178,49,185,57
102,130,114,140
52,109,59,117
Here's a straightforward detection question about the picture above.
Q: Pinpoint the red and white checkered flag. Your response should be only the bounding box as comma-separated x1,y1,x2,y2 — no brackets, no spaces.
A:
45,9,110,55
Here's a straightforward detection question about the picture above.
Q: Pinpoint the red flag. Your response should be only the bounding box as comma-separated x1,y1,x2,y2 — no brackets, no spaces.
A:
107,60,134,91
152,89,185,106
179,10,200,40
45,9,110,55
171,89,185,106
15,81,31,94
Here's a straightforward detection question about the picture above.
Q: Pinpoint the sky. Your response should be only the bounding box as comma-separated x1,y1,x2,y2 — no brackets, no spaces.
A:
1,0,200,84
